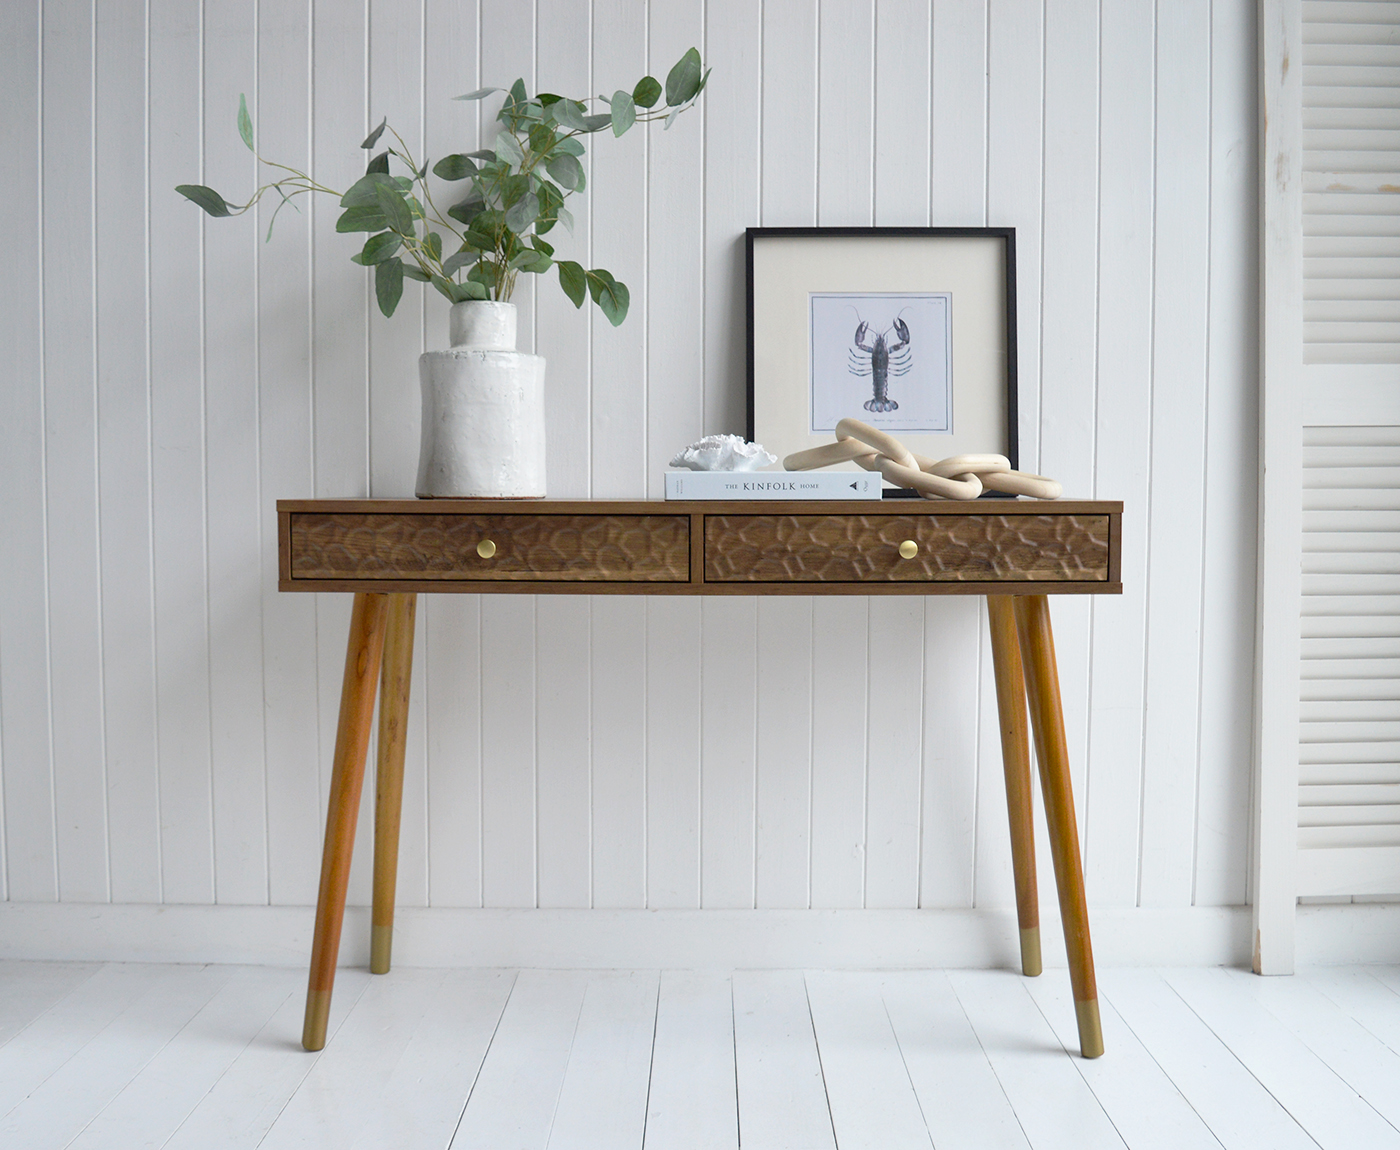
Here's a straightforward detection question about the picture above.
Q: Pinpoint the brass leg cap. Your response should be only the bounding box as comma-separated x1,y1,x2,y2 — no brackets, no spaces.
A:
302,988,333,1052
370,923,393,975
1075,998,1105,1059
1019,927,1043,977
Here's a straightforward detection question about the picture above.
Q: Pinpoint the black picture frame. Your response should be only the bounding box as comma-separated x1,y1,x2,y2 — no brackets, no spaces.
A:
745,227,1018,494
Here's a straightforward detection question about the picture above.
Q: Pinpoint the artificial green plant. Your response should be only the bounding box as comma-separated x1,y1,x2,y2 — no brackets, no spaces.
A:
177,49,708,326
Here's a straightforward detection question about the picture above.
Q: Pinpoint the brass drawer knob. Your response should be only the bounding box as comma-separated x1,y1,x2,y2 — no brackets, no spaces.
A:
898,540,918,559
477,539,497,559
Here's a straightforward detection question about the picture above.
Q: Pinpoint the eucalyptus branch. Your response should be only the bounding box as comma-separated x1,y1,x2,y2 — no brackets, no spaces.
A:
178,49,708,323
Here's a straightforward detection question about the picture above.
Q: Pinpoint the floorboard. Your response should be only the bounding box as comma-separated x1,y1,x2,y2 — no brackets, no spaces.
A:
0,961,1397,1149
1163,967,1400,1150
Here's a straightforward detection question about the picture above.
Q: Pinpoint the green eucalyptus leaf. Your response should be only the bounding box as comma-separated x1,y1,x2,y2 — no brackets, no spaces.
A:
586,268,629,326
456,279,490,301
441,249,476,275
176,184,232,217
467,262,496,288
336,205,389,232
361,116,388,150
582,113,612,133
697,66,712,95
366,151,390,175
632,75,662,108
553,136,584,157
529,234,554,256
509,78,528,105
466,148,497,161
538,93,563,106
375,257,404,316
429,274,455,301
494,130,525,168
374,183,415,236
447,197,484,227
550,99,588,133
545,153,583,191
237,94,254,151
358,232,402,265
664,106,680,131
504,191,539,234
424,231,442,262
340,172,400,207
528,123,557,155
555,205,575,235
454,87,503,102
432,154,478,180
610,90,636,136
401,264,430,282
665,48,703,106
557,260,586,308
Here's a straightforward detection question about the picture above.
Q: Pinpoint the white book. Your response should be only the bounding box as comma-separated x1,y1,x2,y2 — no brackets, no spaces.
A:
664,471,883,500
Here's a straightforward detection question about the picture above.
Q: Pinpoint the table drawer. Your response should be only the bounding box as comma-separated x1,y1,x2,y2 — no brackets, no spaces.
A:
289,512,690,582
704,513,1111,584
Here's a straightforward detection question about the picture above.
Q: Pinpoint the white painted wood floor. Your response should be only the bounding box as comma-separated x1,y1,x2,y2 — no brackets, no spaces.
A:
4,962,1400,1149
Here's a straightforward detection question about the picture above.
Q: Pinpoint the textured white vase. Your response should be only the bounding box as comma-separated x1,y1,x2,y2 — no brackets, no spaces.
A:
415,301,547,498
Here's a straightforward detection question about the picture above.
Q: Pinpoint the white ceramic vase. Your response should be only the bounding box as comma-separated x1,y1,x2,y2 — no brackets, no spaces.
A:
415,301,547,498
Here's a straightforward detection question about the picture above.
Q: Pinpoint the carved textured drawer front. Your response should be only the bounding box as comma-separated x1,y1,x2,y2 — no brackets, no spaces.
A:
290,513,690,582
704,514,1111,583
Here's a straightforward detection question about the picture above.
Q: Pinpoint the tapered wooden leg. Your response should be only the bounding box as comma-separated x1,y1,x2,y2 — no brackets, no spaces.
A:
987,596,1042,978
1013,594,1104,1059
302,592,390,1052
371,593,417,976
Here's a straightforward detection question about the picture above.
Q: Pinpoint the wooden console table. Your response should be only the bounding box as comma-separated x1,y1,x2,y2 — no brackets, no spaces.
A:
278,497,1123,1057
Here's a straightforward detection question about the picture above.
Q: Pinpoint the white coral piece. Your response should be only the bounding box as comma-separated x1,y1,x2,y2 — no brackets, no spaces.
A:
668,434,777,472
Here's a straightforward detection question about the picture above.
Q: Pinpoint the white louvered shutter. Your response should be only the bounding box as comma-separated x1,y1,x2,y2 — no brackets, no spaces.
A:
1298,0,1400,896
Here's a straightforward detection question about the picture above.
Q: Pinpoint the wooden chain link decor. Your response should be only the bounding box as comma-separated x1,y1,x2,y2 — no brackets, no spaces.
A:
784,417,1063,501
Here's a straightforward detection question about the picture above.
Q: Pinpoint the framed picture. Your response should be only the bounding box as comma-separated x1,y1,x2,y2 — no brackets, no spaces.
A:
746,227,1018,483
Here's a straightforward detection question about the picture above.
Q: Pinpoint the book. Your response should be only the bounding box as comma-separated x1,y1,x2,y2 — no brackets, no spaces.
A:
664,471,882,500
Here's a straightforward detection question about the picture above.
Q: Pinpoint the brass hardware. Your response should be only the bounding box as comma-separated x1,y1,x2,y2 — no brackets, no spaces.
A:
476,539,497,559
898,539,918,559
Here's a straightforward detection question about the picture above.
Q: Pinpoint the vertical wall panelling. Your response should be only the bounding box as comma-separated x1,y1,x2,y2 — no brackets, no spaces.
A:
590,0,648,497
759,0,818,227
0,0,56,903
703,0,761,440
204,0,269,906
593,597,647,908
919,598,980,908
700,597,757,909
259,0,322,909
1139,0,1213,908
95,0,161,903
646,598,702,908
425,595,484,908
537,0,593,497
149,0,215,905
1083,0,1153,907
481,595,536,907
646,0,707,495
1196,0,1258,906
809,598,869,908
872,0,931,227
865,600,925,908
816,0,874,227
44,0,109,902
755,598,813,909
536,597,591,909
3,2,1267,932
929,0,986,225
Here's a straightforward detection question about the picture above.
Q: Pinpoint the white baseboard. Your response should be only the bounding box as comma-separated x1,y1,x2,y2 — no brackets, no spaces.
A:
0,902,1256,968
1295,902,1400,966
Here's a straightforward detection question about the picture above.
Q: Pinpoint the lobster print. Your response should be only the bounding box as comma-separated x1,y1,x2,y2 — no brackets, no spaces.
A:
848,314,912,413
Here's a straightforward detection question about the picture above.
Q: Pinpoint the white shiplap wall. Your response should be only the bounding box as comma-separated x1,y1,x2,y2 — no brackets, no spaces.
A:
0,1,1258,928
